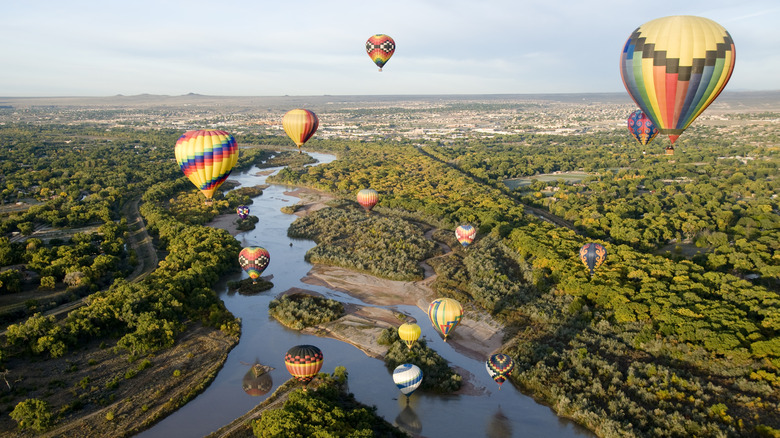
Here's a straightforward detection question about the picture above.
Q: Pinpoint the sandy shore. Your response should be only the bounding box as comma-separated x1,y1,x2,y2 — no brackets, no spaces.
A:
211,183,506,376
301,265,505,362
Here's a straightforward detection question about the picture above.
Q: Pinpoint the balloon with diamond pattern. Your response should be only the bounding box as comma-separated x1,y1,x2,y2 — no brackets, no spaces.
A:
620,16,735,146
236,205,250,220
486,353,515,389
366,34,395,71
238,246,270,284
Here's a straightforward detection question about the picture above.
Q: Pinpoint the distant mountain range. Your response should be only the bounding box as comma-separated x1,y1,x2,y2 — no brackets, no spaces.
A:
1,90,779,110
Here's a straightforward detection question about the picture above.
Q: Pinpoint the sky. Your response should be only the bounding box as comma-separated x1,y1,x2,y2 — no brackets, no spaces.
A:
2,0,778,96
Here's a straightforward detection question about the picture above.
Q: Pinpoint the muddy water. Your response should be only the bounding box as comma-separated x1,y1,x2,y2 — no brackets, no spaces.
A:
136,152,592,438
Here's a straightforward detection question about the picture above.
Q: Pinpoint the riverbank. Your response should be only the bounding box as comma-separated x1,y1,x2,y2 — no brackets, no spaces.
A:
0,324,238,438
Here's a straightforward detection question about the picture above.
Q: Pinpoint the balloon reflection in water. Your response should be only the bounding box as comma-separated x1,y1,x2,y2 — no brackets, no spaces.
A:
242,362,274,397
486,406,513,438
394,404,422,435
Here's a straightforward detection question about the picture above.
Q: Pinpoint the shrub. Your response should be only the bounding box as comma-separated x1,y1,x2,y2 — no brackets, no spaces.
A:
10,398,53,433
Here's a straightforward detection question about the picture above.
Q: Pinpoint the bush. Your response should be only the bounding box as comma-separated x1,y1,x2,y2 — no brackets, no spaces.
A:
10,398,53,433
268,293,344,330
380,328,462,393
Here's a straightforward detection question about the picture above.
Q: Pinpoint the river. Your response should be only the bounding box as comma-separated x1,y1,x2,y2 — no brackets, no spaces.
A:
136,151,593,438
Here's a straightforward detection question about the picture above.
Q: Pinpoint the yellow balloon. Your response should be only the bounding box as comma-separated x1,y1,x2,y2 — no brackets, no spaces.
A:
398,323,421,350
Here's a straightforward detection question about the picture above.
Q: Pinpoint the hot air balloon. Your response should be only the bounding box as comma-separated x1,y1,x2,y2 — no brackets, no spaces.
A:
455,225,477,247
627,110,659,146
236,205,250,220
238,246,270,284
356,188,379,213
285,344,323,390
486,354,514,390
174,130,239,202
366,34,395,71
282,109,319,154
579,243,607,276
620,16,735,148
393,363,422,398
398,323,421,350
428,298,463,342
242,363,274,397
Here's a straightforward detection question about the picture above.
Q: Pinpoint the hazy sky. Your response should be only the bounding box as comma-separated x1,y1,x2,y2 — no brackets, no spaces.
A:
2,0,778,96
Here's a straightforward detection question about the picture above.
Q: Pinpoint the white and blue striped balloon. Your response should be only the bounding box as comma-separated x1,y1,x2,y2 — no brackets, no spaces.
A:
393,364,423,397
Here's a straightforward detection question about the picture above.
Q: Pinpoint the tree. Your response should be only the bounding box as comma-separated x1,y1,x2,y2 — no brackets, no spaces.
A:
40,276,56,289
10,398,53,433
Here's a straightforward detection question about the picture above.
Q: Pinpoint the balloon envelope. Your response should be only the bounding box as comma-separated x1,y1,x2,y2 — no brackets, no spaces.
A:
398,323,421,350
620,15,735,144
357,188,379,212
455,225,476,247
579,243,607,276
174,130,238,199
393,363,422,397
236,205,250,219
627,110,659,146
282,109,319,151
285,345,323,386
238,246,270,282
428,298,463,341
366,34,395,71
486,354,514,389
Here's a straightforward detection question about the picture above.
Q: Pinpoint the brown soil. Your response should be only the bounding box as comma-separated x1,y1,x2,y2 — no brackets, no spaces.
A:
0,324,238,438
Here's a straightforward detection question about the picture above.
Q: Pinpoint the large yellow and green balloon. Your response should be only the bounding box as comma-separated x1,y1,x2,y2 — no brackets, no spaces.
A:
620,16,735,145
282,109,319,153
428,298,463,342
174,130,238,200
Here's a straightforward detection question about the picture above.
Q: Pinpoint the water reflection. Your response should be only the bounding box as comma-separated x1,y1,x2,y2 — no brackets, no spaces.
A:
241,361,274,397
486,406,512,438
394,396,422,436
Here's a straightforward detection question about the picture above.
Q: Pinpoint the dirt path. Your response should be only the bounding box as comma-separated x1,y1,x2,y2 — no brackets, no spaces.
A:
123,197,158,282
1,197,160,331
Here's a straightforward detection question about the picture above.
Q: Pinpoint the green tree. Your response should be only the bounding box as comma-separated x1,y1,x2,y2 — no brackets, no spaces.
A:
10,398,53,433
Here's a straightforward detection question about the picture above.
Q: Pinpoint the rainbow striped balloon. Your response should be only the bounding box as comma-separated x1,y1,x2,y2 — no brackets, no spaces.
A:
356,188,379,212
285,345,323,388
366,34,395,71
455,224,477,247
428,298,463,341
282,109,318,152
620,16,735,144
393,363,422,397
174,130,238,200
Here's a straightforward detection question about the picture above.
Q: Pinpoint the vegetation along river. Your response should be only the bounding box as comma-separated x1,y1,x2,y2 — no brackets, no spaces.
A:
136,152,593,438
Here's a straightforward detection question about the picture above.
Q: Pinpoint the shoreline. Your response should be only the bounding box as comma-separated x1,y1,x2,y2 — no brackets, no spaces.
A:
208,185,506,364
